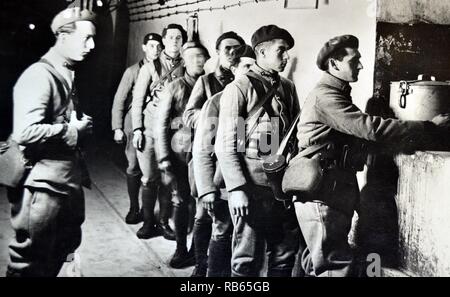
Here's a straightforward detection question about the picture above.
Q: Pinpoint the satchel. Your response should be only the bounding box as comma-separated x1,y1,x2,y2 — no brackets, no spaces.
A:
281,154,324,196
0,140,31,188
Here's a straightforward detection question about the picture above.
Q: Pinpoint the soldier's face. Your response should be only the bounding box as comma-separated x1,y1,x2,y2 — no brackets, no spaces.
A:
333,48,363,82
63,21,96,62
261,39,290,73
231,57,255,78
217,38,242,69
184,48,207,76
142,40,162,61
162,29,183,54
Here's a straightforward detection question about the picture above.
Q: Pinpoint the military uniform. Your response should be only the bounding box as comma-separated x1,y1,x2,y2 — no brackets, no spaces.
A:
111,58,148,222
156,70,201,266
215,62,300,276
7,46,89,277
131,50,184,238
192,91,233,276
295,71,432,277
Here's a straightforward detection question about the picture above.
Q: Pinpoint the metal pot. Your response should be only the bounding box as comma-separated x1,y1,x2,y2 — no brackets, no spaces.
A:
389,74,450,121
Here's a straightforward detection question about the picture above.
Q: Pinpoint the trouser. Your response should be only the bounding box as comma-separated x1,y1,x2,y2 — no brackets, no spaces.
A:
6,186,85,277
136,134,171,225
170,159,195,251
123,114,142,212
124,113,141,177
193,192,233,277
229,186,300,277
294,201,354,277
293,171,359,277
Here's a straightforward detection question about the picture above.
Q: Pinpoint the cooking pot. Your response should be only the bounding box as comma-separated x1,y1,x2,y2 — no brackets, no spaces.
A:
389,74,450,121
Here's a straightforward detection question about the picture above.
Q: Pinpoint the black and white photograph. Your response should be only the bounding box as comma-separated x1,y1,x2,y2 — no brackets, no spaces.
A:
0,0,450,283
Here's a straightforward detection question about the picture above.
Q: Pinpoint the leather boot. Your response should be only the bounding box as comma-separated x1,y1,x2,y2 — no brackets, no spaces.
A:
125,174,142,224
157,185,175,241
169,203,195,268
207,237,232,277
136,183,158,239
191,216,212,277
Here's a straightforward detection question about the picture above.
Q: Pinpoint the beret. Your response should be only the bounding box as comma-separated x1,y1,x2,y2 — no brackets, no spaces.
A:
181,41,210,60
233,44,256,60
215,31,245,50
162,23,187,43
251,25,294,50
143,33,163,45
51,7,96,34
316,34,359,70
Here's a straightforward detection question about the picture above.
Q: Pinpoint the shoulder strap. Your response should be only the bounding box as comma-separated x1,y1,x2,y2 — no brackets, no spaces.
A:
244,72,277,143
202,74,213,100
38,59,76,120
39,59,71,92
143,60,184,110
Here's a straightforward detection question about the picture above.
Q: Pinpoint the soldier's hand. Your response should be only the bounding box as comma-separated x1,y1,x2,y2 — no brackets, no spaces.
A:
229,190,249,217
432,113,450,128
161,169,176,187
159,160,172,171
114,129,126,144
132,130,144,151
70,111,93,137
201,192,216,212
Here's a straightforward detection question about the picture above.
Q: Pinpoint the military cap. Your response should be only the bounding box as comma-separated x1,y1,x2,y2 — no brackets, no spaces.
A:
181,41,210,59
162,23,187,43
251,25,294,50
233,44,256,60
143,33,163,45
51,7,96,34
316,34,359,70
215,31,245,50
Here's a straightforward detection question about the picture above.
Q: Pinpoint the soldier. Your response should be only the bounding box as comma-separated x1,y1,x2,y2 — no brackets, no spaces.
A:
156,41,210,269
131,24,187,240
111,33,163,225
294,34,450,277
192,44,256,277
215,25,301,277
6,7,96,277
183,31,245,277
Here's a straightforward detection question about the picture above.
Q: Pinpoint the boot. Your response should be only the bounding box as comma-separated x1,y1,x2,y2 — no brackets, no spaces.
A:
136,183,159,239
157,185,175,241
169,203,195,268
169,247,195,269
207,238,232,277
191,215,212,277
125,174,143,224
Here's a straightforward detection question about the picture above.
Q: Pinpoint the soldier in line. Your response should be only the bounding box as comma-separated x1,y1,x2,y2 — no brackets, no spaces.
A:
131,24,187,240
156,41,210,269
183,31,245,277
192,44,256,277
215,25,301,277
294,34,450,277
111,33,163,225
6,8,96,277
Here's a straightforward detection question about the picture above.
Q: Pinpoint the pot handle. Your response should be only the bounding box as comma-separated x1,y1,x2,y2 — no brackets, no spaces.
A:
418,74,436,81
399,81,408,109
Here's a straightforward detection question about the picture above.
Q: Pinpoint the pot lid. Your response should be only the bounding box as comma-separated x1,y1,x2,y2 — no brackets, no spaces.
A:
390,80,450,87
391,75,450,87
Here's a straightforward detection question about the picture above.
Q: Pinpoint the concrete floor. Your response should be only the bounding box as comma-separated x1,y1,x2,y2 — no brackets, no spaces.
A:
0,142,193,277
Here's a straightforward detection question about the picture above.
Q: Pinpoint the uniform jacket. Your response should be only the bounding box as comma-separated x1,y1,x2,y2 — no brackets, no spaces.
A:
215,64,300,192
192,91,224,198
183,66,234,129
111,59,147,131
11,47,87,196
156,71,200,164
296,72,431,213
132,51,184,136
